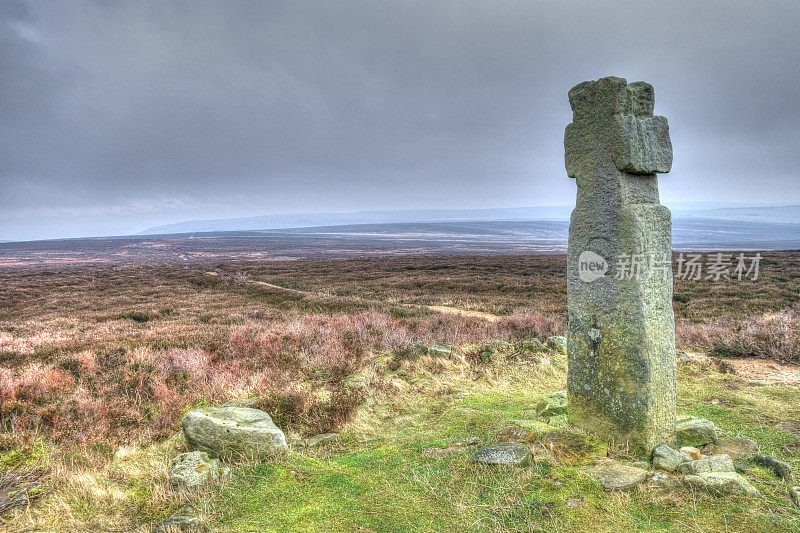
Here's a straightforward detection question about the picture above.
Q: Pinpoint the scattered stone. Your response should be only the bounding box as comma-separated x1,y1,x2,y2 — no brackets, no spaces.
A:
651,472,668,482
429,343,453,357
497,426,535,443
631,461,651,470
536,390,568,418
652,444,690,472
152,514,207,533
790,486,800,506
546,336,567,354
680,446,702,460
182,406,287,461
684,472,761,497
541,429,607,465
517,338,546,353
452,436,481,447
753,454,793,480
342,374,368,390
548,414,568,427
169,451,227,491
303,433,339,448
676,417,719,447
586,460,649,491
704,436,759,460
470,443,531,465
733,460,752,474
679,454,735,475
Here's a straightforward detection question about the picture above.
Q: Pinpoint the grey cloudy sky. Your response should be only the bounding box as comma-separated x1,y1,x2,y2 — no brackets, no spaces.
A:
2,0,799,240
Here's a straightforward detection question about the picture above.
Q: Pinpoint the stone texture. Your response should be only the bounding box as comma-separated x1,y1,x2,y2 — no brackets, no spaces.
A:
586,459,649,491
536,390,568,418
169,451,227,490
652,444,690,472
676,417,718,447
680,446,702,460
754,454,793,480
546,336,567,354
679,454,735,475
704,436,759,460
182,406,287,461
470,443,531,465
684,472,761,497
565,76,676,456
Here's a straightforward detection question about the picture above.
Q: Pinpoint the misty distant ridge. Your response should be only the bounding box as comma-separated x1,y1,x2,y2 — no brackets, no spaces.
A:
140,203,800,236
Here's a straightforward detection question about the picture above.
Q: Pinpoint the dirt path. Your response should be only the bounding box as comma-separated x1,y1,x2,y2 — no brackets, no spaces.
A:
723,357,800,385
232,275,501,322
425,305,499,322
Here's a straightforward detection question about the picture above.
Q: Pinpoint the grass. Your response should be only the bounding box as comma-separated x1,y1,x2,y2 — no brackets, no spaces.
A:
0,253,799,531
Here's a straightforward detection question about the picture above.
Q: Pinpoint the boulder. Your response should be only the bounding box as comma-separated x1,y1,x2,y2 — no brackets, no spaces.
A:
684,472,761,497
652,444,690,472
182,406,287,461
169,451,227,490
470,443,530,465
546,336,567,354
704,436,759,460
536,390,568,418
586,460,649,491
753,454,793,480
676,417,719,447
679,454,735,475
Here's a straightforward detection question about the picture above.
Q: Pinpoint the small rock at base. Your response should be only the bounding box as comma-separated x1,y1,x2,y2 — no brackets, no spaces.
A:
753,454,793,480
679,454,735,475
652,444,690,472
586,460,649,491
680,446,702,460
677,417,719,447
470,443,531,465
546,336,567,354
684,471,761,497
536,390,568,418
169,451,226,490
704,436,759,460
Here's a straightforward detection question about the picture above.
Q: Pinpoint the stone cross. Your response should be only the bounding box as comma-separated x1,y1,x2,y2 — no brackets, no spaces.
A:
564,76,676,456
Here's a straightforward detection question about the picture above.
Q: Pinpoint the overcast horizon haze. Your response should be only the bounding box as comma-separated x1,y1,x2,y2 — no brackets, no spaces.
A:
3,1,800,241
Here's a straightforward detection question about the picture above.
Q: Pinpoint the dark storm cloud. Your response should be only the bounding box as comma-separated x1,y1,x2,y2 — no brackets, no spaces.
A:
2,0,799,240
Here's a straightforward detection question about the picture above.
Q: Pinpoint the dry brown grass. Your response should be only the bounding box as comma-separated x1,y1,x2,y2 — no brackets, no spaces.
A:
0,252,797,454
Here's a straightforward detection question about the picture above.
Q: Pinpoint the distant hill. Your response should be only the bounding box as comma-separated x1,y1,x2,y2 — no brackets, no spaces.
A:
140,203,800,236
139,206,573,235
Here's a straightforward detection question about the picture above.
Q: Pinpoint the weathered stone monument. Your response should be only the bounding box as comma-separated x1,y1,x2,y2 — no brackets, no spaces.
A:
564,76,676,456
